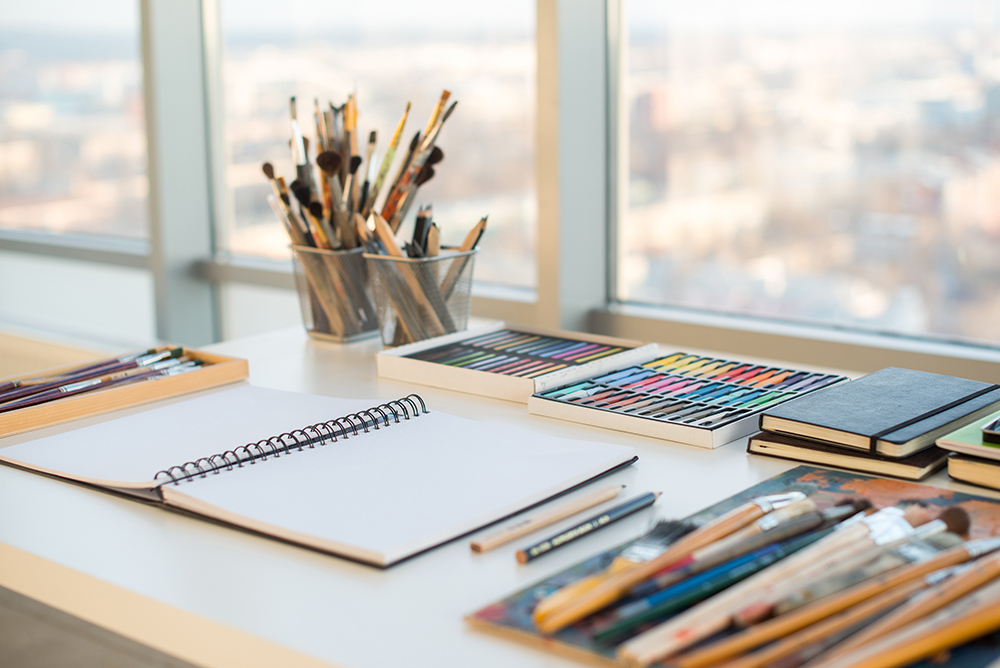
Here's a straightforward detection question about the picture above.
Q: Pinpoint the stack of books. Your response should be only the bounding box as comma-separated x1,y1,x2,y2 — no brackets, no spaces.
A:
936,413,1000,491
747,367,1000,480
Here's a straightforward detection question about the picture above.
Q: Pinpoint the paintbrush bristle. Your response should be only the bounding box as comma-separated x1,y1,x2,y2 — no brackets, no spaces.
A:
939,506,970,536
262,162,275,179
641,519,696,546
428,146,444,165
349,155,362,174
369,130,376,144
308,201,324,219
316,150,342,174
415,165,435,186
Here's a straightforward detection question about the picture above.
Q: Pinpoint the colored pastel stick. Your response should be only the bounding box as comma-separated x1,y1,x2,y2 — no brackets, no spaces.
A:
574,347,624,363
533,340,587,357
461,329,520,345
495,335,544,352
700,361,736,378
643,352,687,369
593,367,645,384
673,357,712,375
543,381,591,398
524,363,566,378
508,360,551,377
444,351,492,366
466,354,510,369
558,344,603,360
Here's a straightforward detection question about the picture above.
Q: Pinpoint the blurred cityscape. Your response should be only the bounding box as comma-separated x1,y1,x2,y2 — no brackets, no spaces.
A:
0,31,147,238
623,18,1000,345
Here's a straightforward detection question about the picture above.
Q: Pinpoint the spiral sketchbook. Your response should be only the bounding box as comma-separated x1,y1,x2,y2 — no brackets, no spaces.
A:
0,386,636,566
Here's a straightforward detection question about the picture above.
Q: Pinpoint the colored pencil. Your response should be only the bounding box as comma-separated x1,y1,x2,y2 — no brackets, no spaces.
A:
516,492,661,564
470,485,625,554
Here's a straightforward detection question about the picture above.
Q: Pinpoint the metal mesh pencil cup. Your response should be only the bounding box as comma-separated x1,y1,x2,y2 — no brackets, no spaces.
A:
364,249,477,346
291,245,380,341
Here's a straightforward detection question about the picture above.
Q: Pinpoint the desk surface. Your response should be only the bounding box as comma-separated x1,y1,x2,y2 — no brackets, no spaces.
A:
1,327,997,668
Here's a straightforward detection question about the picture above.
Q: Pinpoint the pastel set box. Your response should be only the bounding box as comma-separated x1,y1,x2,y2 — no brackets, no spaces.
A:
528,351,848,449
376,322,658,403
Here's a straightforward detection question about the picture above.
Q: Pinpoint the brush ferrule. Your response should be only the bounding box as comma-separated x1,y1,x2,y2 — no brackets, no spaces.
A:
752,491,807,513
966,536,1000,557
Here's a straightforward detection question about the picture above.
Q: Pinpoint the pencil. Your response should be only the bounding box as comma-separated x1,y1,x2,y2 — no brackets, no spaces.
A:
470,485,625,553
517,492,661,564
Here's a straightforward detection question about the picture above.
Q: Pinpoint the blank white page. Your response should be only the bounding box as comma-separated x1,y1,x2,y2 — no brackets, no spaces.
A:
164,409,635,566
0,386,377,485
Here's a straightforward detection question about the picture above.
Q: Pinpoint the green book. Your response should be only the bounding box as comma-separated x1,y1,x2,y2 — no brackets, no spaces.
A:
935,411,1000,462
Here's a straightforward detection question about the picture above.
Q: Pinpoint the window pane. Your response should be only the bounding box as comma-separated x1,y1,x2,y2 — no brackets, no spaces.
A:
0,1,148,238
621,0,1000,346
219,0,537,289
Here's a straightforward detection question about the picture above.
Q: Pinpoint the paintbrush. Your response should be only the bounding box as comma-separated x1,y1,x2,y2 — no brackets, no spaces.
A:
811,551,1000,667
594,529,835,646
358,130,376,213
632,501,868,599
533,492,806,635
651,535,1000,668
532,519,696,622
364,102,410,217
733,504,951,627
343,156,362,213
792,577,1000,668
289,97,314,193
708,576,931,668
773,510,967,616
0,348,158,397
613,506,883,664
0,348,183,406
383,97,457,227
276,177,314,247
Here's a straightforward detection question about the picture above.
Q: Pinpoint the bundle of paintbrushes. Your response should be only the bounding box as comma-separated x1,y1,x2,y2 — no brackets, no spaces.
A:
360,209,485,346
264,91,461,341
0,348,204,415
467,467,1000,668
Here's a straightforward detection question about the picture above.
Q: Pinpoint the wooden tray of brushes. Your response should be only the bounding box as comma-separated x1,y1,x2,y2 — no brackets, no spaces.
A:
0,347,247,439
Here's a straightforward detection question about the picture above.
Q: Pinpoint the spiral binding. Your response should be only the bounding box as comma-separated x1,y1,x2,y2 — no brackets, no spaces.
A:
153,394,427,486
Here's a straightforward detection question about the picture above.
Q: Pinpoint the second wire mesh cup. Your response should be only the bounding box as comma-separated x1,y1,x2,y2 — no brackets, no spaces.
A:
291,245,380,341
365,249,477,346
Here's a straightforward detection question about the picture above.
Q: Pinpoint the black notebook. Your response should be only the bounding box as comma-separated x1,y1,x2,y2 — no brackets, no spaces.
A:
747,431,948,480
759,367,1000,458
0,386,637,567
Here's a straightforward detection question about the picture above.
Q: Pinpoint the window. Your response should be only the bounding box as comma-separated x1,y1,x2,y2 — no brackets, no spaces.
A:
218,0,537,289
619,0,1000,347
0,1,147,239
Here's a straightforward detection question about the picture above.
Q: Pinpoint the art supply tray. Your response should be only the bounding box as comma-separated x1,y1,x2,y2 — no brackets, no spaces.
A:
467,466,1000,668
376,322,658,403
0,347,248,439
528,352,848,448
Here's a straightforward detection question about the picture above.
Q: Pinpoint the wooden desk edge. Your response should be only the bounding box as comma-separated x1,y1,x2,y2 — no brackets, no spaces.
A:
0,542,338,668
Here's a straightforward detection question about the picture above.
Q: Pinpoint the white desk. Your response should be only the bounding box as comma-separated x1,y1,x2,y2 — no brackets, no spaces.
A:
1,328,996,668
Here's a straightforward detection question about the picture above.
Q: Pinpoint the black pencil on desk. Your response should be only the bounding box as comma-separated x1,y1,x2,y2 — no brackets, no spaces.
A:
516,492,661,564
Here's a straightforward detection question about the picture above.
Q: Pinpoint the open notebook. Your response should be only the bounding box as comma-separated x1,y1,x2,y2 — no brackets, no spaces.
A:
0,386,636,567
